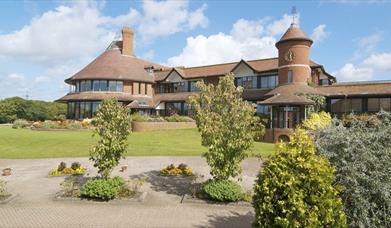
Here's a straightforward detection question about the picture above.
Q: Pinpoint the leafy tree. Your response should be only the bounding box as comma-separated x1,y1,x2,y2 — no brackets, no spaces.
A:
298,93,326,114
0,97,66,122
315,112,391,227
253,129,346,227
90,99,131,179
188,73,264,180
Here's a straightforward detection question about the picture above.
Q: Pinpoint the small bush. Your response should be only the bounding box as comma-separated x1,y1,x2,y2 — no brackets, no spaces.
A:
130,113,149,122
12,119,29,129
80,177,125,200
66,122,82,129
201,179,244,202
57,162,66,171
54,114,67,121
42,121,58,129
301,111,331,131
71,162,81,170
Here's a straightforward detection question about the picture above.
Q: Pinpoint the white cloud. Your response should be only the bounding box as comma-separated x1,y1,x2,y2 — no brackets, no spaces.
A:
334,52,391,82
362,52,391,72
0,0,208,100
129,0,208,42
311,24,329,43
167,15,305,67
333,63,373,82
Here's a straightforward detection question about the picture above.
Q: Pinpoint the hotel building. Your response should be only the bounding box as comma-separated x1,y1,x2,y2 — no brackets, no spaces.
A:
58,23,391,142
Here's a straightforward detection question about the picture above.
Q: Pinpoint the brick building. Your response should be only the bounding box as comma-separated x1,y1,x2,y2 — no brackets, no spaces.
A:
58,23,391,142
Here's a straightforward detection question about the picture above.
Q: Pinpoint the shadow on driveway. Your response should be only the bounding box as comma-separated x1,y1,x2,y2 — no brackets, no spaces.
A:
198,211,254,228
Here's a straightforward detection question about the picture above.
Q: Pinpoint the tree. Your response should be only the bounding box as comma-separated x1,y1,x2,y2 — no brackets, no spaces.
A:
298,93,326,114
315,112,391,227
90,99,131,179
188,73,264,180
301,111,332,131
253,129,346,227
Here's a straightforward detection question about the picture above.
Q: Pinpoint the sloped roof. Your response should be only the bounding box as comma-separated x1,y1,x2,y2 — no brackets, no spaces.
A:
66,41,166,84
318,81,391,96
260,83,323,105
276,25,313,46
154,58,323,81
57,92,152,102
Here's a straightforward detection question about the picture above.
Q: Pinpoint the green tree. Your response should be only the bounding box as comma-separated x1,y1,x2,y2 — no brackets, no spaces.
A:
253,129,346,227
315,112,391,227
90,99,131,179
188,73,264,180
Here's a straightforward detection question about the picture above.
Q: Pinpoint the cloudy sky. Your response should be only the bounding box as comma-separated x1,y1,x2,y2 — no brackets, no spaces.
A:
0,0,390,101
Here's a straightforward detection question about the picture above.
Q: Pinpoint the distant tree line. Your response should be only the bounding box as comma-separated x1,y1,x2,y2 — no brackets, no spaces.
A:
0,97,67,123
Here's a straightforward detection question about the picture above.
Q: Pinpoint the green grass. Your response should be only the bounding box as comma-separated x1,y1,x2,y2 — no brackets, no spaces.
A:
0,125,275,159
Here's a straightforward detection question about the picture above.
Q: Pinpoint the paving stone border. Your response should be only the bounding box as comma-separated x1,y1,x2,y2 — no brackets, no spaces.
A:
53,191,147,204
180,194,252,207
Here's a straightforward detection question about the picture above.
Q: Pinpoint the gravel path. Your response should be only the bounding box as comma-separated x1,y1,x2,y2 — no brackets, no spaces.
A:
0,157,263,228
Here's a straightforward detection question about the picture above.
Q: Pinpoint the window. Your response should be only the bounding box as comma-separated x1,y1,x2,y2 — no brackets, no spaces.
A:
116,81,123,92
319,79,329,85
80,81,86,92
189,81,200,92
259,74,278,89
235,76,257,89
92,102,100,116
330,98,362,113
368,98,380,112
108,81,117,91
100,80,108,91
93,81,100,91
256,105,269,115
85,80,92,91
288,71,293,83
68,102,75,118
380,98,391,111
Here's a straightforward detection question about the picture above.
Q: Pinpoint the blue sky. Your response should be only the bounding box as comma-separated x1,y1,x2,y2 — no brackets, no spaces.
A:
0,0,390,101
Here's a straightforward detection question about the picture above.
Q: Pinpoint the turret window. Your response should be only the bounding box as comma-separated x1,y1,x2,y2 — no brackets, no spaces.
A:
288,70,293,83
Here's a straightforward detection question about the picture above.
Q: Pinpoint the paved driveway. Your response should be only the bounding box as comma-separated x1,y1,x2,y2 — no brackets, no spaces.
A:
0,157,263,228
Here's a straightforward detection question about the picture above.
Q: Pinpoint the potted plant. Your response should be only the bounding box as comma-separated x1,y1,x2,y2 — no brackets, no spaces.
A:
2,168,11,176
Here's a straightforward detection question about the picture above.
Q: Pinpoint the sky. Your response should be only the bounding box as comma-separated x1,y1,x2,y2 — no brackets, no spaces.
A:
0,0,390,101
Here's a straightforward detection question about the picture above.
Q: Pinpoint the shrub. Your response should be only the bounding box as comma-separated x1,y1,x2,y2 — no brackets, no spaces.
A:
130,113,149,122
57,162,66,171
253,129,346,227
42,121,58,129
90,99,131,178
164,115,194,122
60,176,83,197
12,119,29,129
66,122,82,130
315,113,391,227
71,162,81,170
301,111,331,131
54,114,66,121
201,179,244,202
80,177,125,200
188,74,265,180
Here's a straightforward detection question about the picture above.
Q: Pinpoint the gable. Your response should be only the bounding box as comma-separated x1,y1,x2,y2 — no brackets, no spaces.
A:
165,70,183,82
232,61,255,77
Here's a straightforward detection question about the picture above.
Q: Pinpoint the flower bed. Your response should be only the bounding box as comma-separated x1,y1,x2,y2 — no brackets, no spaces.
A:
160,163,193,176
48,162,87,176
12,119,93,130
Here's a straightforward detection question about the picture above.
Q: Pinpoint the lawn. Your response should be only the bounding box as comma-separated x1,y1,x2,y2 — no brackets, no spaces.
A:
0,126,275,159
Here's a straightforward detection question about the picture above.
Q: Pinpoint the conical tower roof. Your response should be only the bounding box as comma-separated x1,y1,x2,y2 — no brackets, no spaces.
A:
276,24,313,47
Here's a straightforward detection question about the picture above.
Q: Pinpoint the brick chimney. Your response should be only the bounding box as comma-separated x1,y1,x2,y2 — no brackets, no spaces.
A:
122,27,134,56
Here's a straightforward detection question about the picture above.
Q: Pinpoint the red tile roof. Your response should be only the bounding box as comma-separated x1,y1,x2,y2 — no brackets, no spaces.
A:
318,81,391,96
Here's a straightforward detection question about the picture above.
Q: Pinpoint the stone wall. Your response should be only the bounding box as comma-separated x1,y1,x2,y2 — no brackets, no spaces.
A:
262,128,293,143
131,121,196,132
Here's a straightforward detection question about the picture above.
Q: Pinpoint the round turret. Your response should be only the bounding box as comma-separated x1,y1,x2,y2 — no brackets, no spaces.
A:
276,24,313,85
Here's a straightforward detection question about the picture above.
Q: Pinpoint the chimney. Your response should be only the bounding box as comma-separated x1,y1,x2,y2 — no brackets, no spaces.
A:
122,27,134,56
